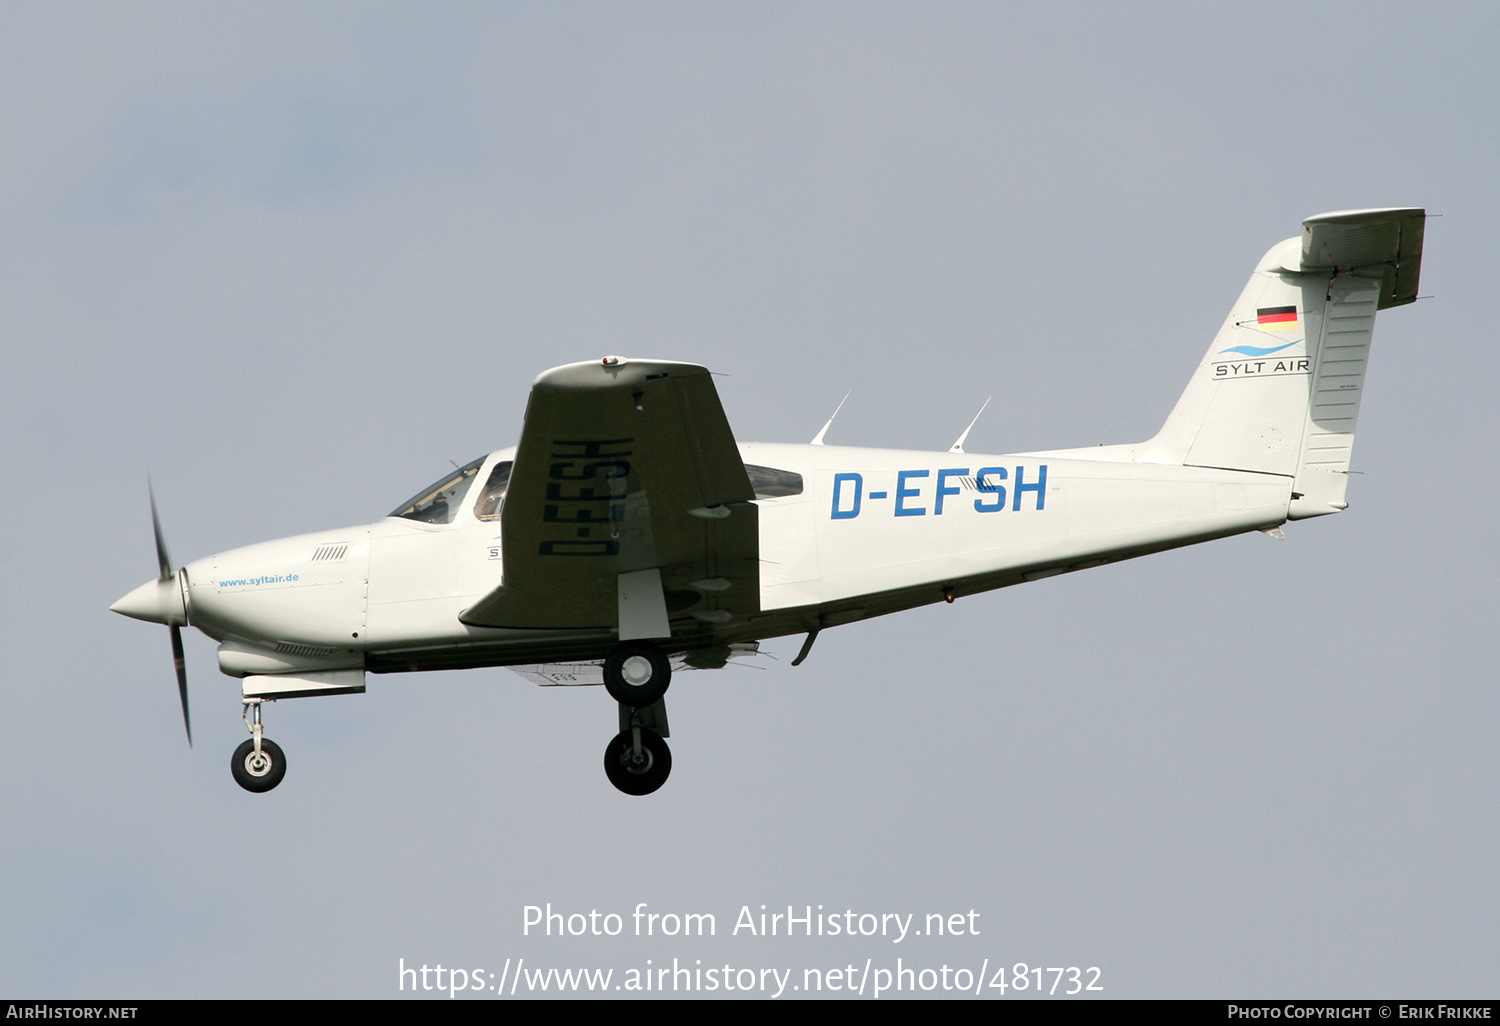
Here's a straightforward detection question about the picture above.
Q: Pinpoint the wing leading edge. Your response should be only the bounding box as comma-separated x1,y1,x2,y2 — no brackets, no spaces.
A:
459,359,759,634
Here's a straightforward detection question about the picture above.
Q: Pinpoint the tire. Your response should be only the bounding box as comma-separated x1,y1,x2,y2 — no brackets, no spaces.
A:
603,728,672,796
602,641,671,706
231,738,287,793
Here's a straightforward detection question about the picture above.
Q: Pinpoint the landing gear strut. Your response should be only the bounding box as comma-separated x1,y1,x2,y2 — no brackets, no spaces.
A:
603,683,673,795
232,698,286,793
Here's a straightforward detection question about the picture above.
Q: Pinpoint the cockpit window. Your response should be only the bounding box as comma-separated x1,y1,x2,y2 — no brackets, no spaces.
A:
473,460,513,521
390,456,486,524
745,464,803,499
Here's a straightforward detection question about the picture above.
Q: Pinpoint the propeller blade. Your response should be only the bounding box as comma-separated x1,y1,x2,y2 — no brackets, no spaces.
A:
171,624,192,747
149,481,173,583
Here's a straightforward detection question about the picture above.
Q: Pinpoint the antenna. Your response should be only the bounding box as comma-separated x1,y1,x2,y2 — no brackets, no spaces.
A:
949,398,992,454
1098,400,1151,446
810,391,851,446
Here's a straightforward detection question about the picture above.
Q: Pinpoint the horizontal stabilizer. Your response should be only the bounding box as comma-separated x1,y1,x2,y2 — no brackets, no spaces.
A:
1299,208,1424,309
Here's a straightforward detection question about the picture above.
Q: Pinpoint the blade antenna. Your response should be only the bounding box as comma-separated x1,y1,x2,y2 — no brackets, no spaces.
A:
810,391,851,446
949,397,992,454
1098,399,1152,446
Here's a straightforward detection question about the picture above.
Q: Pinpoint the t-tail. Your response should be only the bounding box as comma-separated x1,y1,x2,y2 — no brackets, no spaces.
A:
1126,208,1425,519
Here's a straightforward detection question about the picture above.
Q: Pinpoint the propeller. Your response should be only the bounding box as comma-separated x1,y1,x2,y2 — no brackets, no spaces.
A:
150,483,192,747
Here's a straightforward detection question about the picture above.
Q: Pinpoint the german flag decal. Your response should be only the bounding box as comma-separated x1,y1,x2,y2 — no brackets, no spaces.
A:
1256,305,1299,331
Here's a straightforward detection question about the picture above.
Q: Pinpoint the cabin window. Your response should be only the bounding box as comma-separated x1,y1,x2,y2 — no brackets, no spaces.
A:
390,456,485,524
473,460,513,521
745,464,803,499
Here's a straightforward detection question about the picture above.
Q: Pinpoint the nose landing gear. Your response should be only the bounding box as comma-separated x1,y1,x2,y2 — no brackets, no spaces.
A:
231,698,286,793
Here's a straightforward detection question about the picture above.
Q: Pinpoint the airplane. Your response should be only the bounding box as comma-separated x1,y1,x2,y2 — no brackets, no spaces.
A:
111,207,1426,796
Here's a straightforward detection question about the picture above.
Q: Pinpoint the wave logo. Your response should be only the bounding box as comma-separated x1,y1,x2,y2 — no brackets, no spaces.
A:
1220,337,1302,358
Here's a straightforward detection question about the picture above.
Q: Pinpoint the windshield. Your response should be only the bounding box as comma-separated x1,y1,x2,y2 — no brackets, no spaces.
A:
389,456,486,524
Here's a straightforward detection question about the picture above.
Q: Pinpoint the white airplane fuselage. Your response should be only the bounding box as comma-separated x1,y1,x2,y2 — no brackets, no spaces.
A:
168,439,1289,684
109,208,1425,793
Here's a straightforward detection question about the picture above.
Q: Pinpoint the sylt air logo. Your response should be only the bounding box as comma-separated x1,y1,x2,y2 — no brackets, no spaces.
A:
1214,305,1310,378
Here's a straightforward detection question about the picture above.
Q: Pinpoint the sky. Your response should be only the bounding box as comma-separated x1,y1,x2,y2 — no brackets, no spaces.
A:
3,1,1497,1000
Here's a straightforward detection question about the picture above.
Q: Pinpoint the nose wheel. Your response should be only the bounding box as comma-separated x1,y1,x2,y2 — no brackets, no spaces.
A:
232,698,286,793
232,737,286,792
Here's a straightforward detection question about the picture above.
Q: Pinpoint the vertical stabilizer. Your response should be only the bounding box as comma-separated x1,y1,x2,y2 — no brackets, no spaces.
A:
1141,237,1324,476
1139,208,1423,519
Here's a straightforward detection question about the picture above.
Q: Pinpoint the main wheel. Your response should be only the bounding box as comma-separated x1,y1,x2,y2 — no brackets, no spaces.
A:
603,728,672,796
602,641,671,706
231,738,286,793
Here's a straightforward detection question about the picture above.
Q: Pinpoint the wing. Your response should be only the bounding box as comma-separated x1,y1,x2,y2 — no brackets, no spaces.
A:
459,358,760,636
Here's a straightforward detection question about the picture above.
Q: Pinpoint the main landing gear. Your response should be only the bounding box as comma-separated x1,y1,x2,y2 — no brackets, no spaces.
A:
224,642,676,795
604,724,671,796
602,640,671,706
232,698,286,793
602,640,672,796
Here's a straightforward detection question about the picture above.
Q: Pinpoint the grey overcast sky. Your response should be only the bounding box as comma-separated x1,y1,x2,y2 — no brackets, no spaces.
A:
3,1,1496,999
